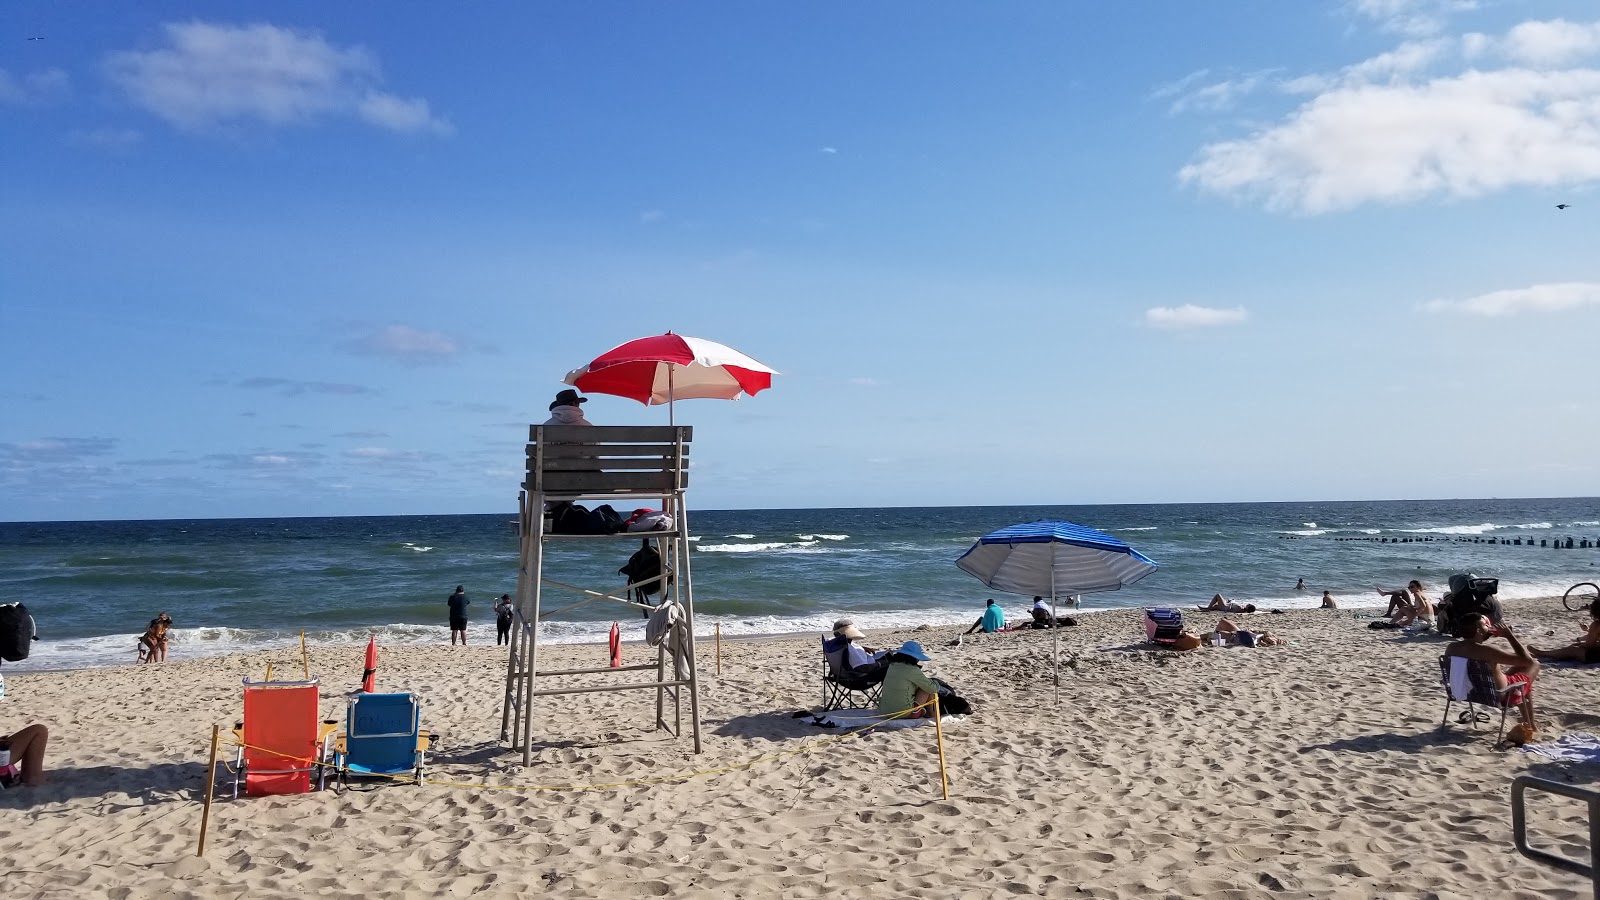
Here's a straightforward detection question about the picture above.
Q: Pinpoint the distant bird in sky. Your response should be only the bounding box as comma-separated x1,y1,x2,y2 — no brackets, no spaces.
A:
26,36,44,41
1556,204,1571,210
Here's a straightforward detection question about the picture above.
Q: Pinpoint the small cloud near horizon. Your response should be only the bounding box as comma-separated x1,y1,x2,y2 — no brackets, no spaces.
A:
105,21,452,135
1424,281,1600,316
340,324,470,364
237,377,375,396
1144,304,1249,329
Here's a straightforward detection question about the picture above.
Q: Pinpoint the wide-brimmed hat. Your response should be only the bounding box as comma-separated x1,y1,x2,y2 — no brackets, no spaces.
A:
549,389,588,410
832,618,865,640
895,640,931,661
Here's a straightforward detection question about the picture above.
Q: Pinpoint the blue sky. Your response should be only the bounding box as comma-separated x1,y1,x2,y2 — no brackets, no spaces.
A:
4,1,1599,521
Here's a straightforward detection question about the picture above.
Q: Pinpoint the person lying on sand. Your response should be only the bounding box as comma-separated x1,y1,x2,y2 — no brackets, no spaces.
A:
1197,594,1256,614
1209,617,1285,648
1532,603,1600,662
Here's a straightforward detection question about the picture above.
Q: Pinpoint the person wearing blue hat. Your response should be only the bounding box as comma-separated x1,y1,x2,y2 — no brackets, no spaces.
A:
877,640,940,720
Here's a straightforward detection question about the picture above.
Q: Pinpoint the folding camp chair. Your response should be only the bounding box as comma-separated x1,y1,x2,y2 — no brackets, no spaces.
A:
232,677,335,798
332,692,431,788
821,636,883,711
1438,655,1523,744
1144,608,1184,646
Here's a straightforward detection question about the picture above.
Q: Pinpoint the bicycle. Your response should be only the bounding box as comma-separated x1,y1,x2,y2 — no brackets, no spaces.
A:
1561,582,1599,611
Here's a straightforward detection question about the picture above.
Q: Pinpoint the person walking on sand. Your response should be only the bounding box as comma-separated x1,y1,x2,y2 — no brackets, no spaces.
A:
447,586,470,645
494,594,514,646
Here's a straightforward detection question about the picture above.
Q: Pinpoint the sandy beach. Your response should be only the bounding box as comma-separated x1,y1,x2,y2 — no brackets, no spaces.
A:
2,597,1598,899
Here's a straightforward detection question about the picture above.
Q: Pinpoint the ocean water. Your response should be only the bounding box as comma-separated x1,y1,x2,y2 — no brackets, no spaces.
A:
2,498,1598,671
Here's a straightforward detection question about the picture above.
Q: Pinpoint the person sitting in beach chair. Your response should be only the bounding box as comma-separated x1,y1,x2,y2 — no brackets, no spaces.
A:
821,621,885,710
332,692,431,788
1197,594,1255,614
1443,613,1539,744
232,677,335,798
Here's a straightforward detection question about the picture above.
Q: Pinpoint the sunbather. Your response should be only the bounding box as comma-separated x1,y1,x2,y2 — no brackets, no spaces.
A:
1532,603,1600,662
1208,617,1284,648
1198,594,1256,614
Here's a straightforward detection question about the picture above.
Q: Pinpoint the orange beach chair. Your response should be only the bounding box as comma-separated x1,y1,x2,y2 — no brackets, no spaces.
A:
232,677,335,798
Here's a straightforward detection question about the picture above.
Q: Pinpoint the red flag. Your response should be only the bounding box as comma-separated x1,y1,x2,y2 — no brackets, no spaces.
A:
608,622,621,668
361,635,377,692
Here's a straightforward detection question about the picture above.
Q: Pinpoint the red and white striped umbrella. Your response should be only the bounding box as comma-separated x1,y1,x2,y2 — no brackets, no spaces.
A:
563,333,777,415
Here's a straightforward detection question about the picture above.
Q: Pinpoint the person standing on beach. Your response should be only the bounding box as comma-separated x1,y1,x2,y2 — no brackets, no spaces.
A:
494,594,514,645
447,586,470,645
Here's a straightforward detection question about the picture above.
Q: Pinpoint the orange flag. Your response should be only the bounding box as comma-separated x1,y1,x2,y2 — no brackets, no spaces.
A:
361,635,378,692
608,622,621,668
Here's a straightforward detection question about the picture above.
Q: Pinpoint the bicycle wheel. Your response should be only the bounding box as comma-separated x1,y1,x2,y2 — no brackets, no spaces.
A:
1562,582,1599,611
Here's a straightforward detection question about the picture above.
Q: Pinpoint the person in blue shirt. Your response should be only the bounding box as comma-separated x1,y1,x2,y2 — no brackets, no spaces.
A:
963,598,1007,634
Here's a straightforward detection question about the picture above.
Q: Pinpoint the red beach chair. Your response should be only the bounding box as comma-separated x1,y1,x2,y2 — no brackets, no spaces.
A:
232,677,335,798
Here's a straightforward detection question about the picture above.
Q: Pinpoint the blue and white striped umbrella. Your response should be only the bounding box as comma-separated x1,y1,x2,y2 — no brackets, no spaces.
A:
956,520,1158,598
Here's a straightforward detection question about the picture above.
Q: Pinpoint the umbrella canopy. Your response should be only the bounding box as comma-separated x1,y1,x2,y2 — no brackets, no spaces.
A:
563,333,777,406
956,520,1158,597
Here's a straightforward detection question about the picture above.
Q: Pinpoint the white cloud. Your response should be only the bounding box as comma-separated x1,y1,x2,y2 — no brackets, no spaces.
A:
1179,18,1600,214
106,21,450,135
0,68,68,105
1144,305,1249,329
68,127,143,150
342,324,466,363
1503,19,1600,67
819,146,838,154
1348,0,1479,37
1424,282,1600,316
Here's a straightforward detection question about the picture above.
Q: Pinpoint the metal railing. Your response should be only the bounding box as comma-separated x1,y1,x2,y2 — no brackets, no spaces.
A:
1511,775,1600,898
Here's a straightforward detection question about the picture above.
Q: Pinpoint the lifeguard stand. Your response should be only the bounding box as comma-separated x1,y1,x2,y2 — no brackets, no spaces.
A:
499,425,701,764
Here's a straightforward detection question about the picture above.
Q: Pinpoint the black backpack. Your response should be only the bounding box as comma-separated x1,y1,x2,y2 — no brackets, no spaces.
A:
1440,574,1499,636
0,603,36,662
620,546,667,596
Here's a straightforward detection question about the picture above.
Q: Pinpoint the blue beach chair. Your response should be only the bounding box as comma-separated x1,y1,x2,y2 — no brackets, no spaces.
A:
1144,608,1185,646
332,692,431,788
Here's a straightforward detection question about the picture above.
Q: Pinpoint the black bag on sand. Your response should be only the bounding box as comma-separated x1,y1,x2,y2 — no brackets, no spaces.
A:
0,603,36,662
933,677,973,716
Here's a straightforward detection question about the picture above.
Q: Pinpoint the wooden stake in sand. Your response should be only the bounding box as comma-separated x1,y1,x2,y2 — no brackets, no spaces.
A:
300,631,309,680
933,698,949,801
715,623,722,675
197,723,220,857
264,663,273,683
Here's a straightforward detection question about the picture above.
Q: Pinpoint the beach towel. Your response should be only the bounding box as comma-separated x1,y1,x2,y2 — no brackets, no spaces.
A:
1520,733,1600,763
809,707,964,731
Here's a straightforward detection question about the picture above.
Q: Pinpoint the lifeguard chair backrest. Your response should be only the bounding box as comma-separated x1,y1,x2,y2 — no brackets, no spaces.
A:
346,692,421,772
241,679,321,795
525,426,693,497
1144,608,1184,644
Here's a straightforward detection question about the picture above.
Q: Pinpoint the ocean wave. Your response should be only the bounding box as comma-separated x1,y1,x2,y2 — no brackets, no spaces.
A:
726,534,756,539
401,542,433,552
1402,523,1499,535
1359,529,1382,534
797,534,849,541
697,541,814,553
1282,529,1327,536
1573,521,1600,528
1303,522,1316,528
1118,527,1158,532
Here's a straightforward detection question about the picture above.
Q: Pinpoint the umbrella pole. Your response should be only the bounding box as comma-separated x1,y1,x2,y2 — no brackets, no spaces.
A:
668,364,675,427
1051,565,1060,706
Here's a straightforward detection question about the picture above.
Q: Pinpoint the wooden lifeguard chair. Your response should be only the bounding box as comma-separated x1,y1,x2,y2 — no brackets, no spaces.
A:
500,425,702,763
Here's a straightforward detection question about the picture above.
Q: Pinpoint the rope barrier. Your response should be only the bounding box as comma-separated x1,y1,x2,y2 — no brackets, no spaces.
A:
219,699,939,793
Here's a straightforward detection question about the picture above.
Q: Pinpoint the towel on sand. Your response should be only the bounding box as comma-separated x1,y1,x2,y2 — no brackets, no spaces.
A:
1520,733,1600,763
810,707,964,730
